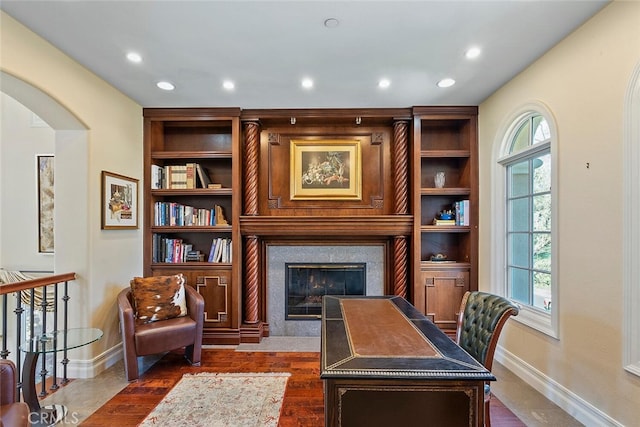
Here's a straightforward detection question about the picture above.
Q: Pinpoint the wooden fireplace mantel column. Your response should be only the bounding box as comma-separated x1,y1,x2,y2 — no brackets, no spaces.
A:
243,120,260,324
392,119,409,298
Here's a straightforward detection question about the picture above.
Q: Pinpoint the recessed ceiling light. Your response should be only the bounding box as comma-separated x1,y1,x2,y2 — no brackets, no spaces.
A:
301,78,314,89
378,79,391,89
126,52,142,63
156,81,175,91
223,80,235,90
465,47,481,59
437,78,456,88
324,18,339,28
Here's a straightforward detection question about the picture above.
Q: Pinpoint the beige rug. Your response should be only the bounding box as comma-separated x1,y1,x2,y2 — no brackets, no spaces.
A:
139,372,291,427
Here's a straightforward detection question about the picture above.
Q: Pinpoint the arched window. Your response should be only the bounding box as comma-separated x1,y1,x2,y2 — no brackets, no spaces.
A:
495,105,558,338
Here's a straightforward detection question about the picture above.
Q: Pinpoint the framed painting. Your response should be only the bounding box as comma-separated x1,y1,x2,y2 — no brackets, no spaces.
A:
101,171,138,229
37,155,54,253
290,139,362,200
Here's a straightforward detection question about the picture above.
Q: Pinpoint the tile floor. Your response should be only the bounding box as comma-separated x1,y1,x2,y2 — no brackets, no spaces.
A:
38,337,583,426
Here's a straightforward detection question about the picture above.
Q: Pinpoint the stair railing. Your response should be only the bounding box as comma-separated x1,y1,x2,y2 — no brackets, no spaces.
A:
0,271,76,401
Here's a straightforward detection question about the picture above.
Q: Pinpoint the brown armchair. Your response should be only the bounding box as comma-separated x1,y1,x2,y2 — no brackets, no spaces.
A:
1,359,30,427
456,291,519,427
117,284,204,381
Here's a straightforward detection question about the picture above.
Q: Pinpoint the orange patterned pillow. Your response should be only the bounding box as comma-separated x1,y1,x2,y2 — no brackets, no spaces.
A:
130,274,188,324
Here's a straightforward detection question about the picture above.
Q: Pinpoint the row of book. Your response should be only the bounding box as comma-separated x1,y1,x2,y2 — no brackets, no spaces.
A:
432,199,470,226
151,235,232,264
154,202,228,227
207,237,232,263
151,163,222,189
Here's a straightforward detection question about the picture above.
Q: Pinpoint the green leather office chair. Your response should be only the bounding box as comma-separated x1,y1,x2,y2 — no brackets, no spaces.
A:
456,291,519,427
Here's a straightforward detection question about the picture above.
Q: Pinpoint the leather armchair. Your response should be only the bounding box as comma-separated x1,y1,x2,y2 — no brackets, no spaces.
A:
118,284,204,381
456,291,519,427
1,359,30,427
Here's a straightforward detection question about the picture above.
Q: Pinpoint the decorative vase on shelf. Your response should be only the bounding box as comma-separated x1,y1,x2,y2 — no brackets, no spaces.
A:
434,171,445,188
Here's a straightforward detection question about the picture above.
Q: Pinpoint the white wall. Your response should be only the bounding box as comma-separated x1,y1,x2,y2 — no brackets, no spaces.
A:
479,2,640,425
0,11,143,376
0,93,55,272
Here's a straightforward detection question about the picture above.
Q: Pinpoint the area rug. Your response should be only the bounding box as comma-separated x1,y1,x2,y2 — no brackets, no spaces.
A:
138,372,291,427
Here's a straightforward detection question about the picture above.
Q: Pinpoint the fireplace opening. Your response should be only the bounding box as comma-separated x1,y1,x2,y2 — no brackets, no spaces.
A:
285,263,366,319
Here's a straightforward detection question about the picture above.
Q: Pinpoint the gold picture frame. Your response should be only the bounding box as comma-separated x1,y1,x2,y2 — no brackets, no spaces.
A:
101,171,138,229
290,139,362,200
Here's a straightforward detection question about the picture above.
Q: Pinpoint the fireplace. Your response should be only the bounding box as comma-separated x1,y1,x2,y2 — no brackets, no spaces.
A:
285,263,366,319
267,244,384,336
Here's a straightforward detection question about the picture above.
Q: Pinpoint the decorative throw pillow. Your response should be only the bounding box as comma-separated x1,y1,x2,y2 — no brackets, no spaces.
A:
130,274,188,324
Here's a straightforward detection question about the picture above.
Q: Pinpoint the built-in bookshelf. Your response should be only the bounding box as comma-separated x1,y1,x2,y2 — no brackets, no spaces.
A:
143,108,241,343
412,107,479,335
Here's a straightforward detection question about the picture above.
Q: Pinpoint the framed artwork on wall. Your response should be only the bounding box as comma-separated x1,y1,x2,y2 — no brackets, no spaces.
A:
37,155,54,253
101,171,138,229
290,139,362,200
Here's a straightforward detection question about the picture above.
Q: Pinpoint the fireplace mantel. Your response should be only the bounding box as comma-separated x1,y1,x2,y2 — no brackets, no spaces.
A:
239,215,413,237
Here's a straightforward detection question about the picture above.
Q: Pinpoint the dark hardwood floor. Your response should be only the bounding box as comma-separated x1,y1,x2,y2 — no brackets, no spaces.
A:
80,349,524,426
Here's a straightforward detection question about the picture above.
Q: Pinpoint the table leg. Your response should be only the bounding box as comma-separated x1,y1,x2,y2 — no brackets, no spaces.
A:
22,352,67,426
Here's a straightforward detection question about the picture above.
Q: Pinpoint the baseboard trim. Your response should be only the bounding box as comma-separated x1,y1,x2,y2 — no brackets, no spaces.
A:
495,346,623,427
64,343,122,379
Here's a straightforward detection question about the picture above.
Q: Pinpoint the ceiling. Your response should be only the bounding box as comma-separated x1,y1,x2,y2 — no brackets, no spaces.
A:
1,1,609,109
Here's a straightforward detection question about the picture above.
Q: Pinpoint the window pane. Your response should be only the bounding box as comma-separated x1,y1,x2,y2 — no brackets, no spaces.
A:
509,198,530,231
533,153,551,193
533,271,551,311
509,161,529,197
532,117,550,143
508,233,530,267
511,121,530,153
533,194,551,231
533,233,551,272
509,267,530,304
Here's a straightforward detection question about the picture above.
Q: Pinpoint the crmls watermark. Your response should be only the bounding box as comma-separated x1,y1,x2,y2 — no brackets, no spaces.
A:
29,410,80,425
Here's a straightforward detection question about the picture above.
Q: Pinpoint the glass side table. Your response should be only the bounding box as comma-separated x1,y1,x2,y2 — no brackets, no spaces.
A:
20,327,103,427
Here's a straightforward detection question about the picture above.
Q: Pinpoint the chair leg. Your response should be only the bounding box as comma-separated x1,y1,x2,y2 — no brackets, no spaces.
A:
124,354,139,381
184,344,202,366
484,399,491,427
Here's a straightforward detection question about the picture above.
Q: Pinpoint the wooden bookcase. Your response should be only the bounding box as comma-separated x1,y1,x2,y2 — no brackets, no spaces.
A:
142,108,242,344
411,107,478,335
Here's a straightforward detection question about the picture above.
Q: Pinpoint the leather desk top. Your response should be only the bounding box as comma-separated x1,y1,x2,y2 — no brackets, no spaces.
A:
320,295,495,381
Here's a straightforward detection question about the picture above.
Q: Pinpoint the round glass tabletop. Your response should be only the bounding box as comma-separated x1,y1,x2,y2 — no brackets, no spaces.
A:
20,327,103,354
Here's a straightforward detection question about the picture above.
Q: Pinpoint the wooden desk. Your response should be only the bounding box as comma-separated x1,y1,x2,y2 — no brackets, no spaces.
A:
321,295,494,427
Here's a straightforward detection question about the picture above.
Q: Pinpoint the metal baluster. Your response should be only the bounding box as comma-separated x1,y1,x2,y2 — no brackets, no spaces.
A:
61,280,70,384
1,295,7,359
15,293,24,395
39,285,49,398
50,283,59,391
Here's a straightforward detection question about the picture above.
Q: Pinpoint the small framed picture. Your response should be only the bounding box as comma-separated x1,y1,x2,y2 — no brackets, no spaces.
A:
101,171,138,229
290,139,362,200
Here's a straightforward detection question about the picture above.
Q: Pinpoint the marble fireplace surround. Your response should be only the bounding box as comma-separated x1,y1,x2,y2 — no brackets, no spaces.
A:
266,244,385,337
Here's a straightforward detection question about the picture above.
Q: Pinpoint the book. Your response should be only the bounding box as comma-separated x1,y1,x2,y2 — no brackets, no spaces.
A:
195,163,212,188
151,165,164,189
185,163,196,189
433,219,456,225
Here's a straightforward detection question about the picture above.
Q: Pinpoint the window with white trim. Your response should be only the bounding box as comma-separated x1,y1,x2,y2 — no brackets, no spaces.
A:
497,109,558,338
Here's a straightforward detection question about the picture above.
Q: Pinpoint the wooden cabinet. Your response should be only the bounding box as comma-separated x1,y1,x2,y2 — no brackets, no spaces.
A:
143,108,242,344
412,107,478,334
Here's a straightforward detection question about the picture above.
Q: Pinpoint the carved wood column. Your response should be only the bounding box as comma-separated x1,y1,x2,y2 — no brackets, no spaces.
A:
244,236,259,324
243,121,260,216
393,236,408,299
392,120,409,297
393,120,409,215
243,121,260,324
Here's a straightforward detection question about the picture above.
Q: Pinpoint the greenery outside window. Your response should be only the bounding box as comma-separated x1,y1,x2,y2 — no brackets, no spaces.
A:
497,109,558,338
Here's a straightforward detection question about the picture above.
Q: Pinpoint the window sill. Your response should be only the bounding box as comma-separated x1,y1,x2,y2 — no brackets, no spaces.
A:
512,304,559,339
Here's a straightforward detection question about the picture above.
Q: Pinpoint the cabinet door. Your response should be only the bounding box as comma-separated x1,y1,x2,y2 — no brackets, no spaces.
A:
416,269,469,332
152,268,233,329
